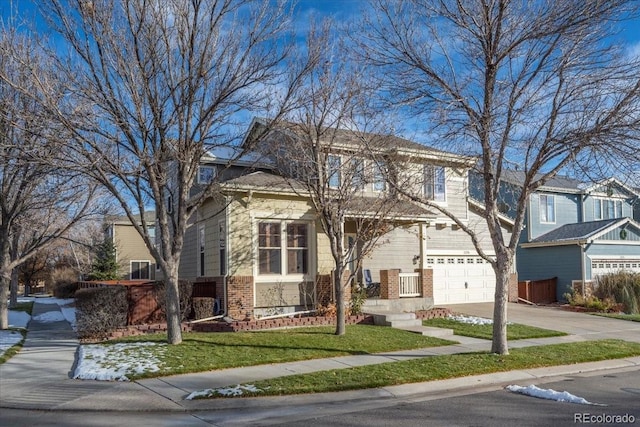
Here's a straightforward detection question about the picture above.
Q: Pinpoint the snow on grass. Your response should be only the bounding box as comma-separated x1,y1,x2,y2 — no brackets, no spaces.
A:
506,385,605,405
35,297,74,305
186,384,265,400
448,314,512,326
448,314,494,325
73,342,168,381
0,330,24,357
32,310,66,323
8,310,30,328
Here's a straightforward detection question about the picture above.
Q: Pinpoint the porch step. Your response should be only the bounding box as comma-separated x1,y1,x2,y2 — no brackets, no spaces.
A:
367,311,454,338
370,312,421,328
394,325,455,338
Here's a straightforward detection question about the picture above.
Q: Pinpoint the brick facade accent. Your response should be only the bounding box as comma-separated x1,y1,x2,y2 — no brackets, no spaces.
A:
226,275,254,320
508,272,518,303
415,268,433,298
316,274,333,307
380,269,400,299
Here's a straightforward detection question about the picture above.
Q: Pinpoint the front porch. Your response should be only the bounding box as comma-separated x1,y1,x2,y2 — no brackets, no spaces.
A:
363,268,435,313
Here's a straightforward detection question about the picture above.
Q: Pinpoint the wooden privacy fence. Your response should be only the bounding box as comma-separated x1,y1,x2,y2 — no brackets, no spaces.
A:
78,280,162,325
518,277,557,304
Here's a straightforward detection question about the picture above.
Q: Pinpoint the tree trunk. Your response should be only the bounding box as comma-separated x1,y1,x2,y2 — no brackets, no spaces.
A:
0,259,10,330
163,265,183,345
9,267,18,308
491,253,513,355
334,262,347,336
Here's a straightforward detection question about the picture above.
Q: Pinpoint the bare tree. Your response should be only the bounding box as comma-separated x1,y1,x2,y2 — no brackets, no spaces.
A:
38,0,312,344
360,0,640,354
0,26,99,329
254,22,417,335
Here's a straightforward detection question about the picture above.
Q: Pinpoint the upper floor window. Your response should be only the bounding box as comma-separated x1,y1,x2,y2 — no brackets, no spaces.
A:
350,158,366,190
424,165,446,202
198,165,216,184
327,155,341,188
130,261,150,280
373,161,386,192
594,198,623,220
539,194,555,223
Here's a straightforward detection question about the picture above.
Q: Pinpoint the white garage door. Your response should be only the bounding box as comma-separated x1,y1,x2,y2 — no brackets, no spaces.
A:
429,256,496,304
591,259,640,277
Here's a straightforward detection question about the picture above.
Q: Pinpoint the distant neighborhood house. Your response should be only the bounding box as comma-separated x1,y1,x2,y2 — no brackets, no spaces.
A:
104,212,157,281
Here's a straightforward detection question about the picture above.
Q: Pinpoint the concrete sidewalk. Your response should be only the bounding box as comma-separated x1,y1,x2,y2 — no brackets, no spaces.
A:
1,300,639,412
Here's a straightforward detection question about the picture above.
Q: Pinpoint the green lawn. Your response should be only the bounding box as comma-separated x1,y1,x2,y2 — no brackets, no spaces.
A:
115,325,456,379
423,317,567,340
196,339,640,398
10,301,34,315
0,330,26,364
593,313,640,322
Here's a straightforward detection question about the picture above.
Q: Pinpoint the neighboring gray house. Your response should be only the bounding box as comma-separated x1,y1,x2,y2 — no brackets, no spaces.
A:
472,172,640,301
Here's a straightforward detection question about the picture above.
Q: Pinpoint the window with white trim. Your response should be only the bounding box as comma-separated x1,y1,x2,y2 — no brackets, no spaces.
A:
198,165,216,184
130,261,150,280
539,194,555,223
594,198,623,220
373,160,386,192
327,155,341,188
258,221,309,276
424,165,446,202
350,158,365,190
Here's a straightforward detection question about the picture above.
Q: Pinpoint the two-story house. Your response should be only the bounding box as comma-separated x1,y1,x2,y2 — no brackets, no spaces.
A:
179,120,515,320
104,211,157,281
473,171,640,301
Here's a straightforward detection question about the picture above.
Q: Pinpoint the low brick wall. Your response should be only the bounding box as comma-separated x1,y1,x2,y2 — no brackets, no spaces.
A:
94,315,374,340
414,307,452,320
192,314,374,332
95,308,452,341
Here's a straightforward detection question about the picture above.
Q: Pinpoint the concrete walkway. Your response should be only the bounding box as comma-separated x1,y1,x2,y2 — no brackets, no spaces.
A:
0,300,639,412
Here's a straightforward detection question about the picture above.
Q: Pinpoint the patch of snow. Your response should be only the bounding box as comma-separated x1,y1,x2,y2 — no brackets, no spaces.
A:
448,314,494,325
0,330,23,357
32,311,66,323
73,342,167,381
36,297,74,306
506,385,605,406
186,384,264,400
8,310,30,328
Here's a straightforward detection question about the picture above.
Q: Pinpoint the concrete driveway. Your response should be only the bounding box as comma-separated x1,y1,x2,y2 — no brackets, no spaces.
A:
442,302,640,344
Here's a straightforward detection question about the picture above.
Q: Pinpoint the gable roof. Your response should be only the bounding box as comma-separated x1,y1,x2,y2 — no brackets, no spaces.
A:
245,118,476,166
522,217,640,247
579,177,640,197
221,171,436,220
499,170,583,193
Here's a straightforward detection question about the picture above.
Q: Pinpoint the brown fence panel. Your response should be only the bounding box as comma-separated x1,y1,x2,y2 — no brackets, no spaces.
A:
127,284,164,325
518,277,557,304
192,281,217,298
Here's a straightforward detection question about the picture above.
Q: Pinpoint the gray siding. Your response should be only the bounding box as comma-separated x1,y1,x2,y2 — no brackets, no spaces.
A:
516,245,582,301
583,195,635,222
528,192,579,240
586,243,640,258
363,226,420,283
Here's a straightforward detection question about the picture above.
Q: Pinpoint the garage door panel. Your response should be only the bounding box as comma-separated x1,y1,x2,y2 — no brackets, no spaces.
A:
431,255,496,304
591,259,640,277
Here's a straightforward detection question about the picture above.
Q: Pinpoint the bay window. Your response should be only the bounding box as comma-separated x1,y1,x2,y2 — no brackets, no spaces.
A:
258,221,309,275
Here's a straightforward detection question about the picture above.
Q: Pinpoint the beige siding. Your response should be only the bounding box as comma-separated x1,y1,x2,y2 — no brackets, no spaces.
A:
227,193,317,277
363,226,421,283
179,219,198,279
113,224,156,280
426,207,511,254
